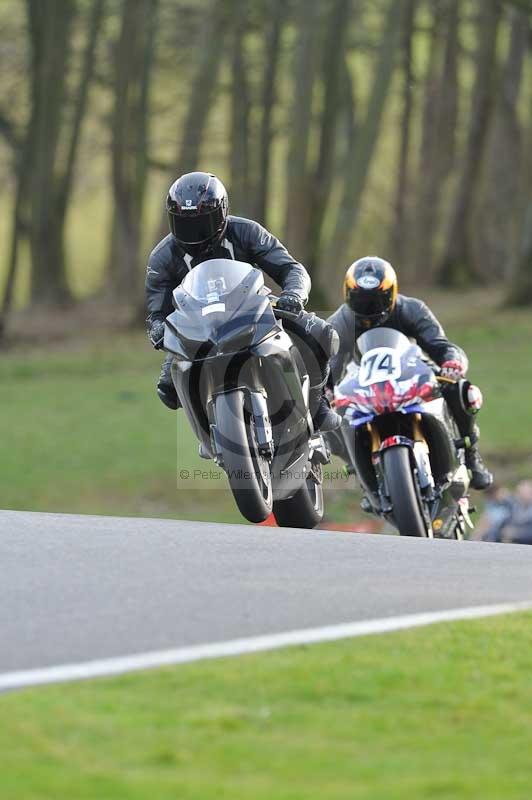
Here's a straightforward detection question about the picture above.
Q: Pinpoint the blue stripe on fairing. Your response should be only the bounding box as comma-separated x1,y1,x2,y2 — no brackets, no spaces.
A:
350,404,425,428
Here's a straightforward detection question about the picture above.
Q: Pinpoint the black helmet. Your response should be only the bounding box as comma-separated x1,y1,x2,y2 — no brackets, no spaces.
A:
343,256,398,326
166,172,228,251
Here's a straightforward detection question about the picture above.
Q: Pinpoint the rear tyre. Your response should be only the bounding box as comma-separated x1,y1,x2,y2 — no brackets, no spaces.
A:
273,464,324,529
215,391,273,523
382,446,429,537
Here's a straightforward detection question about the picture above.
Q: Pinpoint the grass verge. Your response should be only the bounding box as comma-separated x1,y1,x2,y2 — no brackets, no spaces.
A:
0,333,241,522
1,293,531,523
1,612,531,799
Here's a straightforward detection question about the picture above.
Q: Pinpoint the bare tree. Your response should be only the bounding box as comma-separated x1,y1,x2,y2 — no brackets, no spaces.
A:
306,0,352,274
506,202,532,306
229,8,251,215
327,0,406,285
0,129,31,340
26,0,75,305
388,0,417,265
155,0,230,241
474,7,529,279
284,0,321,264
108,0,158,305
412,0,459,281
0,67,28,340
26,0,104,306
437,0,502,287
255,0,285,227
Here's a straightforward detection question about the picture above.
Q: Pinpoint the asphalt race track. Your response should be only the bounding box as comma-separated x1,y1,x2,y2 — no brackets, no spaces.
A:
2,510,532,673
1,509,532,683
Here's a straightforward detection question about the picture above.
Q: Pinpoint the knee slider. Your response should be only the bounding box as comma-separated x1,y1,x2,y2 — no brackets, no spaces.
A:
462,380,483,415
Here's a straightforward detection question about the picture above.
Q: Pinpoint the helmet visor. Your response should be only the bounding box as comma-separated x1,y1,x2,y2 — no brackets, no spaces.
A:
169,205,225,245
348,286,394,320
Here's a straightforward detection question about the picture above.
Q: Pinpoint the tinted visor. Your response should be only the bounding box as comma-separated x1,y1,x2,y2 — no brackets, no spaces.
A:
348,286,394,320
169,205,225,245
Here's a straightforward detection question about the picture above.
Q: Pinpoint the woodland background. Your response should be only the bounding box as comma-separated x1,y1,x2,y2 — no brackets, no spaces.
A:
1,0,532,526
1,0,532,335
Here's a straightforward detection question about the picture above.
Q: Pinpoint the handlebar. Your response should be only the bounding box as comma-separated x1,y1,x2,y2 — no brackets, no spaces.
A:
436,375,458,384
269,296,301,321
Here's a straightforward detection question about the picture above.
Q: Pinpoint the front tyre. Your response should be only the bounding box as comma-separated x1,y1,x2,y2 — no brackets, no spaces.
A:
273,464,324,529
383,446,429,538
215,391,273,523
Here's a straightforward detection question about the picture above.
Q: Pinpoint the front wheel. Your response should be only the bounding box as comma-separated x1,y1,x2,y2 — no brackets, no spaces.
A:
215,391,273,523
273,464,324,529
382,446,429,537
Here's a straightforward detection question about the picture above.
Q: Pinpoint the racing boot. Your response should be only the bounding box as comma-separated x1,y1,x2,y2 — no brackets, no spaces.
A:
309,384,341,432
198,441,211,459
465,443,493,491
443,381,492,490
360,495,373,513
157,354,180,410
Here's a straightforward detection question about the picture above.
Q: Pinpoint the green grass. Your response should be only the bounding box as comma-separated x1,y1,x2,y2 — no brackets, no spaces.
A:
0,333,242,523
1,612,532,799
1,293,531,523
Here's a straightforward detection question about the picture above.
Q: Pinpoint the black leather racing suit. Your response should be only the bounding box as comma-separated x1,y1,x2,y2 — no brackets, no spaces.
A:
327,295,478,444
146,215,337,402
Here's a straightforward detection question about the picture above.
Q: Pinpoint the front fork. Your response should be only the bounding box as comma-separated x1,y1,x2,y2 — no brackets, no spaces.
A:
370,415,435,514
208,389,275,467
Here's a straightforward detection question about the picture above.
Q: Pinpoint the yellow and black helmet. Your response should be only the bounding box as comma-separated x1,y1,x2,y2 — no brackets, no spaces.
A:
343,256,398,326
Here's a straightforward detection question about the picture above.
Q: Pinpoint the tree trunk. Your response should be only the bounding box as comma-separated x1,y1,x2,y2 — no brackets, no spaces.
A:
155,0,230,241
25,0,104,308
473,7,528,280
506,203,532,307
283,0,321,266
229,10,250,216
388,0,417,265
437,0,502,287
306,0,351,274
108,0,158,304
255,0,285,227
27,0,76,305
0,156,31,341
57,0,105,221
333,59,358,181
326,0,405,285
411,0,458,281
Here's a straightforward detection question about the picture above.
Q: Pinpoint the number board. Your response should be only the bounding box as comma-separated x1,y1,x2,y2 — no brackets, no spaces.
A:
358,347,402,386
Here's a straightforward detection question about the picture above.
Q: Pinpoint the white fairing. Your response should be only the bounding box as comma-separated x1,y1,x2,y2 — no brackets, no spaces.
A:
358,347,402,387
423,397,446,420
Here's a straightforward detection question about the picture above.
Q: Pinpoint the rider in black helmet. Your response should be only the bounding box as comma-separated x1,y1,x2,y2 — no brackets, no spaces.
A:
146,171,340,433
166,172,229,253
328,255,492,491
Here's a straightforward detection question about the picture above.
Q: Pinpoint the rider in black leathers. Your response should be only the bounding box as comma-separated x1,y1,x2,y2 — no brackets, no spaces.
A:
328,256,493,490
146,171,340,432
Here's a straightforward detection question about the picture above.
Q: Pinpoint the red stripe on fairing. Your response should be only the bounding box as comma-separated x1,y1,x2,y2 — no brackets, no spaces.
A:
335,379,438,415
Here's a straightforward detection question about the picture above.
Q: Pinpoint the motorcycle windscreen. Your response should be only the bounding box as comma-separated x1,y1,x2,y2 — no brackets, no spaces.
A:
181,259,261,304
356,327,413,356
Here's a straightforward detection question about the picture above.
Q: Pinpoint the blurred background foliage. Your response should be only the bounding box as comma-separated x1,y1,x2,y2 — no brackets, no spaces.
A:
0,0,531,525
1,0,532,328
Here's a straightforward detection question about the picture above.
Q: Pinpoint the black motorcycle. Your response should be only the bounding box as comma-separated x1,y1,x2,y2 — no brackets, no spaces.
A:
163,258,329,527
334,328,474,539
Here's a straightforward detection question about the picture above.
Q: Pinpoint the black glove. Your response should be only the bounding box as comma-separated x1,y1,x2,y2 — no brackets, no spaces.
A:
148,320,165,350
276,293,304,314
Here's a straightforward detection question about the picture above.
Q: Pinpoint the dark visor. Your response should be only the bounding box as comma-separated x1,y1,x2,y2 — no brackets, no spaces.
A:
169,205,225,245
349,287,393,318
